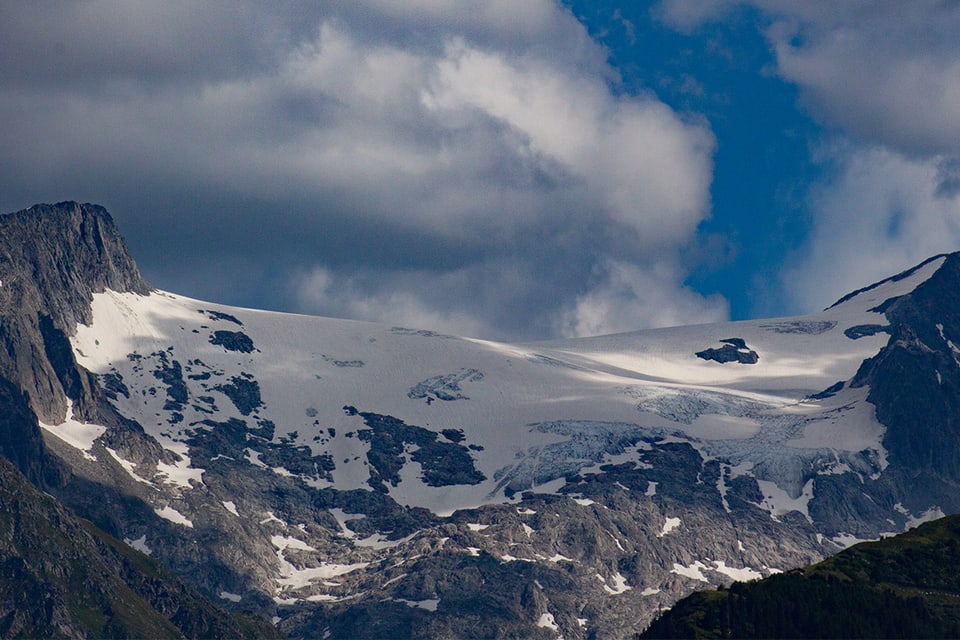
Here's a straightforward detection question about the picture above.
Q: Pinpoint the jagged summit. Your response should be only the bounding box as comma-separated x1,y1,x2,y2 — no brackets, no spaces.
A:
0,201,149,330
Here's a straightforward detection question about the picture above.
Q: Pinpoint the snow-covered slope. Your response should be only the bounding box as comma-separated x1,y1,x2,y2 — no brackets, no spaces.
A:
30,243,960,638
64,257,938,514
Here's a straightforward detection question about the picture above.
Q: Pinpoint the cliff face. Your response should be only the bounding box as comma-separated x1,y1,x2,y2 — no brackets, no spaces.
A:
0,202,149,427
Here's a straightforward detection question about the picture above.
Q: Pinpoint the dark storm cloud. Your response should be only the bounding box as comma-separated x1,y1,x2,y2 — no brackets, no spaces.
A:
0,1,724,340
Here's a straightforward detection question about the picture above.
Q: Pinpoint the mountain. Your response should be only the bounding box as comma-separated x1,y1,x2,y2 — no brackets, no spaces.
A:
3,201,960,638
639,513,960,638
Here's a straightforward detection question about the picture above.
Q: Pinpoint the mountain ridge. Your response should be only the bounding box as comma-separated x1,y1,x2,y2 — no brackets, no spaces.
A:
3,201,960,638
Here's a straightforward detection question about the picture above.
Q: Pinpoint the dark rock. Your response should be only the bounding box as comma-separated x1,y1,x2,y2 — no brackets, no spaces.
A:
214,375,263,416
356,411,485,489
807,380,845,400
209,330,255,353
844,324,889,339
695,338,759,364
200,309,243,326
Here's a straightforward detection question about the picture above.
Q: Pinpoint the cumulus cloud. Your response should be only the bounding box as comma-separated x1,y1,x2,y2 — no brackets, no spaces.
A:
658,0,960,313
561,260,728,337
0,1,720,340
660,1,960,155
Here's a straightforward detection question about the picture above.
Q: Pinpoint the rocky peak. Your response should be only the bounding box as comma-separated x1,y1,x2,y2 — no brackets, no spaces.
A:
0,202,149,426
0,201,149,331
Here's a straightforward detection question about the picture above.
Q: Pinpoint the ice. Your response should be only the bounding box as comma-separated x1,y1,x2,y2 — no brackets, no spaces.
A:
65,273,925,529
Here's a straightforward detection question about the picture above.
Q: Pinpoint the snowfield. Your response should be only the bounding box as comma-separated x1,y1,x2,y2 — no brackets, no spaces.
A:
63,257,944,517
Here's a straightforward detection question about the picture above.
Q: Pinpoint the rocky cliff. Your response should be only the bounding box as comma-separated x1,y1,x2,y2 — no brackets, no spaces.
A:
0,202,148,427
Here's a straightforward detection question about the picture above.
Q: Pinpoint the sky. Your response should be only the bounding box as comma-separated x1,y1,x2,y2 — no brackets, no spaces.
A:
1,1,959,341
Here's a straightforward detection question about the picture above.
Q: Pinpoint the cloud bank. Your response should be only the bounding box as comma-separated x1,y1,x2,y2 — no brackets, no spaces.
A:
0,1,723,340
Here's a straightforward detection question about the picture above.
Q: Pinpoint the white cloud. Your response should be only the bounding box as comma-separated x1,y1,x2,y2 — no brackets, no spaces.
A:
561,260,728,338
783,146,960,313
0,1,719,339
660,1,960,156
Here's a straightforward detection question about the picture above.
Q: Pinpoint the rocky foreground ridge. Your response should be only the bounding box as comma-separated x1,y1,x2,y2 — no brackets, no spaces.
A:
2,202,960,638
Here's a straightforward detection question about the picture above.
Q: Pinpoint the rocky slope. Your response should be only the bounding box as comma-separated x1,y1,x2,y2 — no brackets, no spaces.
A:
0,455,277,639
3,202,960,638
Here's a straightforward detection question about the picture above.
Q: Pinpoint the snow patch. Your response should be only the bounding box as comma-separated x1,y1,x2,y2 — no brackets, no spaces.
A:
603,571,631,595
398,598,440,612
756,478,814,523
106,448,153,485
658,517,681,537
712,561,763,582
537,612,559,631
39,400,105,461
832,533,874,548
271,535,316,552
548,553,574,563
155,505,193,528
219,591,242,603
123,535,152,555
222,500,239,516
260,511,285,525
671,561,709,582
896,503,946,529
155,457,204,489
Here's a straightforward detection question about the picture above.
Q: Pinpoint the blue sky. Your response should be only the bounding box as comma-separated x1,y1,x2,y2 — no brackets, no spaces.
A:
568,0,823,320
1,1,958,340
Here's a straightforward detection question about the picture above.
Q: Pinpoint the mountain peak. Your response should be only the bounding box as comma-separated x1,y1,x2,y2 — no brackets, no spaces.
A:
0,201,150,330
